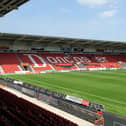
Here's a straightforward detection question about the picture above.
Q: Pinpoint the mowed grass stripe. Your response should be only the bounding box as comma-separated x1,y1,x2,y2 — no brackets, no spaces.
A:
14,76,126,105
2,70,126,117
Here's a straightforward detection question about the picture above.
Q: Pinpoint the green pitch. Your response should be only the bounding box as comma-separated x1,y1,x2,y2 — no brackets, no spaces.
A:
2,70,126,117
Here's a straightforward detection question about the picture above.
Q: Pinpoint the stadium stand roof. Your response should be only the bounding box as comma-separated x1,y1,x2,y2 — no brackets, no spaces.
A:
0,32,126,49
0,0,29,17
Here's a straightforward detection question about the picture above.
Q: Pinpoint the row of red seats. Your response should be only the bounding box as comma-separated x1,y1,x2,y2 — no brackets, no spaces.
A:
0,89,78,126
0,53,21,73
2,64,20,73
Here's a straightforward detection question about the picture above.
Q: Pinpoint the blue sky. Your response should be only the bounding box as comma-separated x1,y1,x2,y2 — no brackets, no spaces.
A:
0,0,126,42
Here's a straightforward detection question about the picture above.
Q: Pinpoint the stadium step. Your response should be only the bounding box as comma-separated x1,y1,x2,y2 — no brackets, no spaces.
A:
0,65,4,73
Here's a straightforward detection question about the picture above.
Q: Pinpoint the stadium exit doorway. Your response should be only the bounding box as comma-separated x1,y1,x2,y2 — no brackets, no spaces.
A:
20,63,33,71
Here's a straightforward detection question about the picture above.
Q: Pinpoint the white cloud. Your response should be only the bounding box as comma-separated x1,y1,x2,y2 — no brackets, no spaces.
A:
99,10,117,18
108,0,119,9
77,0,109,6
76,0,120,8
76,0,119,18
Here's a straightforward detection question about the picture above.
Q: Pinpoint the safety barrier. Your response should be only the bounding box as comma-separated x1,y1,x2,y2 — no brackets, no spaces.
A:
0,77,104,124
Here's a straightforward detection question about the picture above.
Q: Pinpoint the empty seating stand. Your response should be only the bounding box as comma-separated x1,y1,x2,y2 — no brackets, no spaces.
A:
2,64,20,73
17,53,53,72
0,53,21,73
0,52,125,73
41,53,78,71
0,88,78,126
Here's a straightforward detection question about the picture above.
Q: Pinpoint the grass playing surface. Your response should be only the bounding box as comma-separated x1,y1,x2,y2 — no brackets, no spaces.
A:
2,70,126,117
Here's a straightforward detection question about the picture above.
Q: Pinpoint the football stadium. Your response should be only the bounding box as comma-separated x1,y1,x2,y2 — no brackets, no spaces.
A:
0,0,126,126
